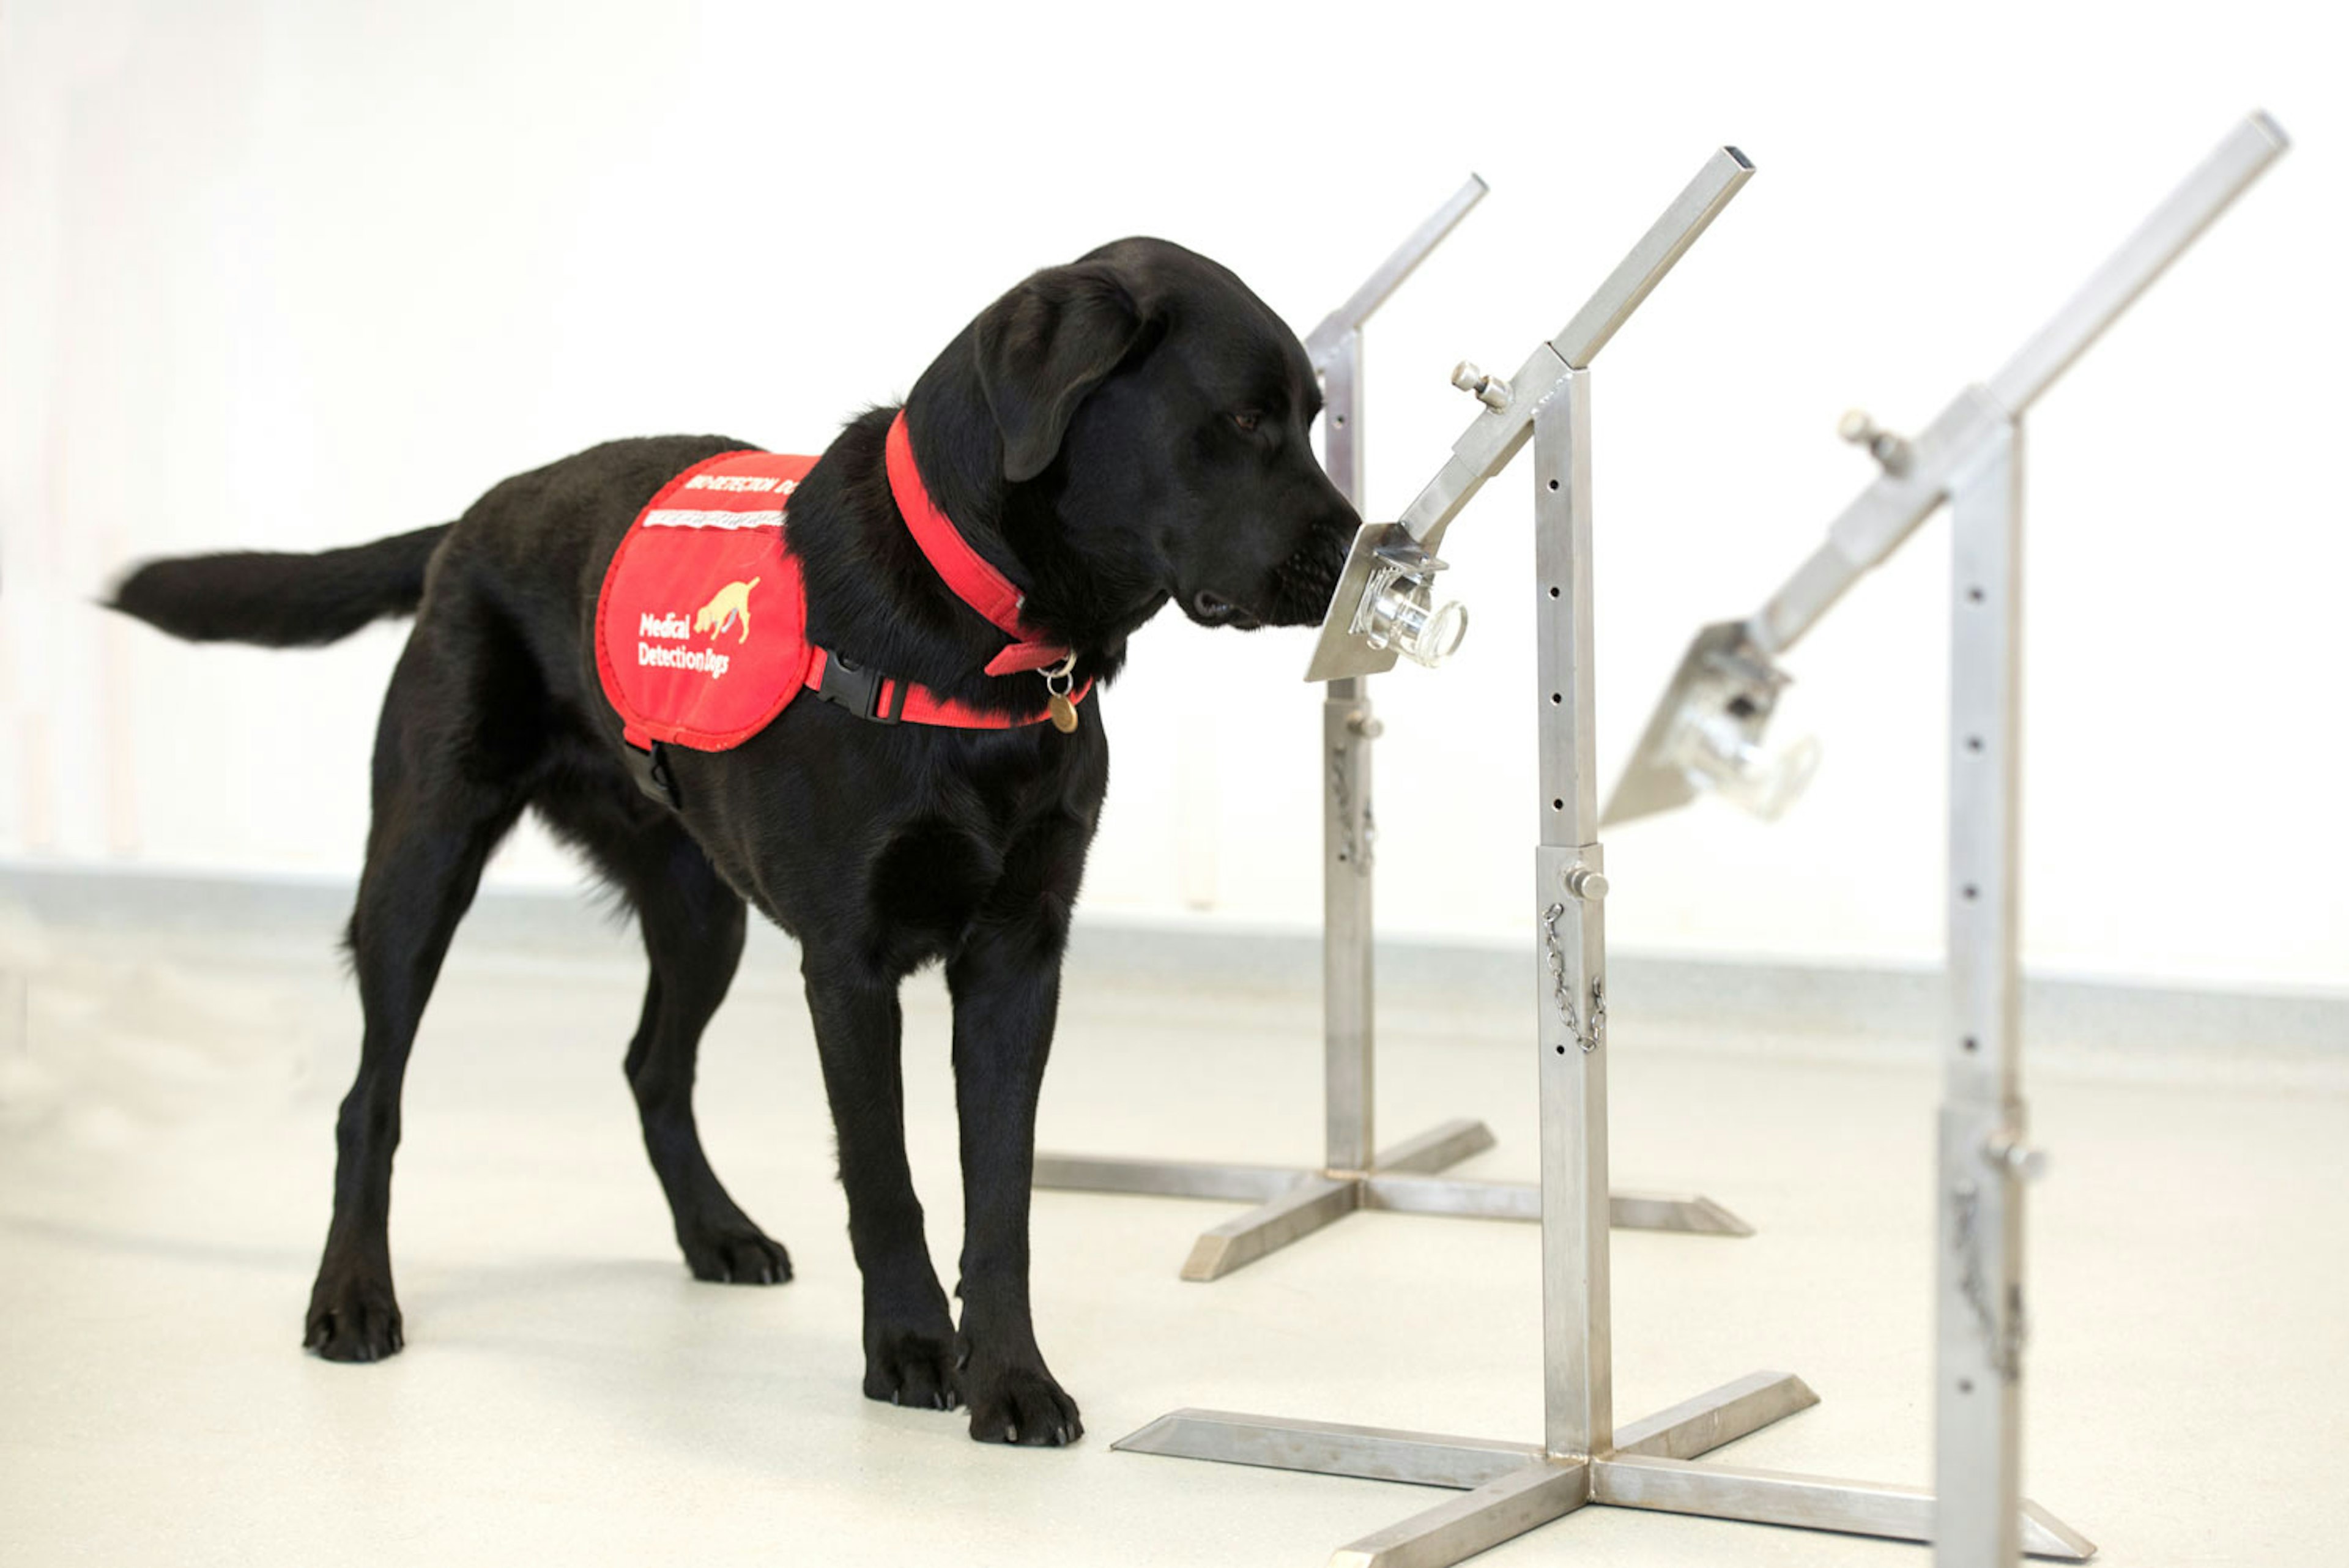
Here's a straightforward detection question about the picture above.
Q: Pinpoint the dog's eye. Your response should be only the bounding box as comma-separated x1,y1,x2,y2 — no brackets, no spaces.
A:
1230,411,1262,434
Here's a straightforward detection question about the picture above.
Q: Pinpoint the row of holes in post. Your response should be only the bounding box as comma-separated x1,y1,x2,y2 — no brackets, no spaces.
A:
1960,578,1991,1061
1546,471,1575,1049
1549,478,1568,757
1956,579,1990,1399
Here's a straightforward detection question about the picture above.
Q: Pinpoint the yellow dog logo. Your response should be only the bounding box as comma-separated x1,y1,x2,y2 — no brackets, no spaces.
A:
694,578,760,643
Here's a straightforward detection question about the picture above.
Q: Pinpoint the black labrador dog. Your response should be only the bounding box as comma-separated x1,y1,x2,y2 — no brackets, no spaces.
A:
111,238,1357,1446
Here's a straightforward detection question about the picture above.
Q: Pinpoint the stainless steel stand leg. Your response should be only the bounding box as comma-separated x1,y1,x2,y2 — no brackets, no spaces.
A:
1609,1369,1819,1458
1181,1175,1359,1282
1329,1460,1588,1568
1361,1174,1752,1235
1028,1154,1304,1203
1605,1187,1754,1235
1369,1117,1493,1174
1591,1454,2091,1558
1113,1411,1539,1487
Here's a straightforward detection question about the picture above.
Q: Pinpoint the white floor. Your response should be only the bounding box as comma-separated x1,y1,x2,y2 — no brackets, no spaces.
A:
1,901,2343,1568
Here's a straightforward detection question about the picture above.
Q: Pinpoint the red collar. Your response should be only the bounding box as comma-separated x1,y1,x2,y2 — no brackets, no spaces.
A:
885,411,1072,678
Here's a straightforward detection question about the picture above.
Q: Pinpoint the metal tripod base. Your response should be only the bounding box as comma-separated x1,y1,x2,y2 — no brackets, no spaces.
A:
1114,1372,2095,1566
1033,1117,1750,1282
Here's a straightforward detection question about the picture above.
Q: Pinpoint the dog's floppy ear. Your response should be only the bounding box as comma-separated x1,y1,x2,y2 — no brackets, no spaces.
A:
975,261,1151,483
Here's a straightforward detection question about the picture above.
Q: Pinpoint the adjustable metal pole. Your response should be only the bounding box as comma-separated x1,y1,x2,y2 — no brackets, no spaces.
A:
1312,174,1483,1173
1531,377,1611,1460
1939,423,2031,1568
1319,329,1379,1173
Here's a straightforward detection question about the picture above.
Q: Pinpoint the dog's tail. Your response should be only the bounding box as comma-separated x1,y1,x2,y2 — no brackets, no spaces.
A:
108,524,453,647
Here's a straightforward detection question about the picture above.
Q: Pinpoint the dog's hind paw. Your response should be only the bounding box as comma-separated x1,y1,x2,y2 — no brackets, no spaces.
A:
965,1363,1083,1447
303,1277,404,1363
680,1220,793,1286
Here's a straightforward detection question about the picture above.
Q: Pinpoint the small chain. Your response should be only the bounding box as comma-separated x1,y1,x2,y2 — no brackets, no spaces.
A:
1541,903,1601,1053
1542,904,1581,1046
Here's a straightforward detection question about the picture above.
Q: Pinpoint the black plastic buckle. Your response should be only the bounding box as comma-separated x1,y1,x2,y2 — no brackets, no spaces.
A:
815,653,906,724
625,740,682,810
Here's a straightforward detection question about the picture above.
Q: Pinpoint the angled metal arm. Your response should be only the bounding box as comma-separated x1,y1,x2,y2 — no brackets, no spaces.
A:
1398,147,1754,555
1305,175,1490,373
1748,112,2285,660
1989,111,2286,416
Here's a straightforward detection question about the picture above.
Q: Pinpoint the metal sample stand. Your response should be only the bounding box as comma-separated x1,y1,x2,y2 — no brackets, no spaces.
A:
1599,115,2287,1568
1113,144,2107,1567
1031,176,1748,1283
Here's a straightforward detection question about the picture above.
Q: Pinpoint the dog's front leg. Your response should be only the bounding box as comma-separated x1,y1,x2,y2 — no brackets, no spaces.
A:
946,907,1083,1446
803,960,960,1411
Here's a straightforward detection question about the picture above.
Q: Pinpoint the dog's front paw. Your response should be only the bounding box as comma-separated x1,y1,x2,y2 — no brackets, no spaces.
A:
964,1360,1083,1447
679,1216,793,1286
864,1320,963,1411
304,1273,404,1362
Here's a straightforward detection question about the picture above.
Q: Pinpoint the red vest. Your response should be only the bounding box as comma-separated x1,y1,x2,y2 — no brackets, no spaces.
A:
595,450,815,752
595,429,1091,754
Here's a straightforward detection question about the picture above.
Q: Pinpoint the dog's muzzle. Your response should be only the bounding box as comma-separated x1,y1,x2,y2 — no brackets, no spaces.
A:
1258,525,1353,627
1189,590,1263,630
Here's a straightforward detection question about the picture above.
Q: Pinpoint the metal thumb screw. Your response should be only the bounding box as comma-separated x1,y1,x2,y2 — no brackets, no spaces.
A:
1564,866,1608,902
1452,361,1510,411
1984,1131,2048,1181
1838,409,1913,476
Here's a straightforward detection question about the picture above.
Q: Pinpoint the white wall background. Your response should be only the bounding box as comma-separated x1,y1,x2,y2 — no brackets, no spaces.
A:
3,0,2342,993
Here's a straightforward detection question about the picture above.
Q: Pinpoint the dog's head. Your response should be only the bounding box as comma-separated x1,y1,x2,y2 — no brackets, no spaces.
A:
918,238,1360,637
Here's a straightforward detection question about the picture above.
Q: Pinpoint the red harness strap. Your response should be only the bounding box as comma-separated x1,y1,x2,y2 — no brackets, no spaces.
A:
802,647,1091,728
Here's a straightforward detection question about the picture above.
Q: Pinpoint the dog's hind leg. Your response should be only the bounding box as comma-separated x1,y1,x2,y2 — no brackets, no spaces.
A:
533,775,789,1285
308,623,531,1362
802,956,960,1411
